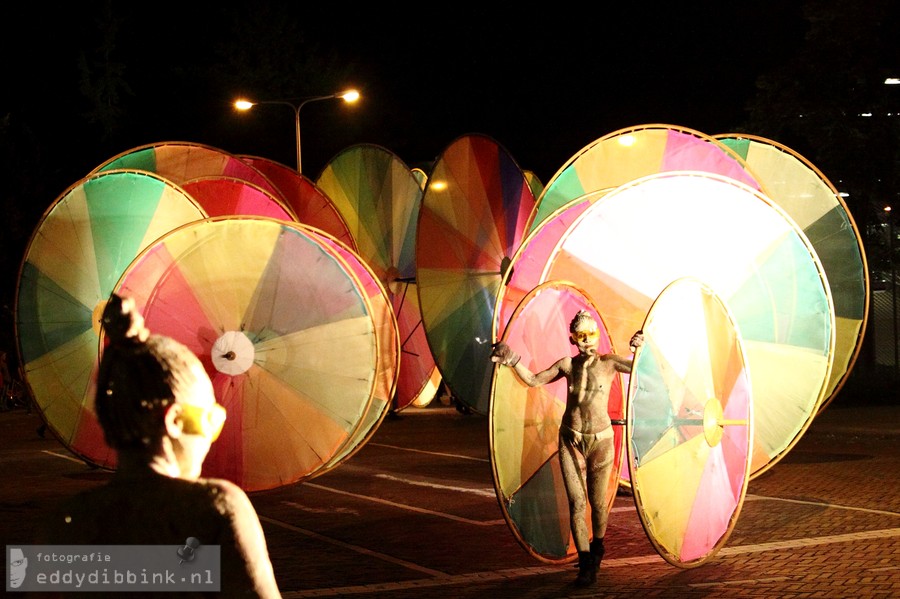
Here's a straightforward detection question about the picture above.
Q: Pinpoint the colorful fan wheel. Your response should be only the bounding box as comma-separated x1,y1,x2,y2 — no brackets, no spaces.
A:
15,169,206,467
113,216,381,491
490,281,624,562
317,144,437,410
417,134,534,414
628,277,753,568
541,172,834,477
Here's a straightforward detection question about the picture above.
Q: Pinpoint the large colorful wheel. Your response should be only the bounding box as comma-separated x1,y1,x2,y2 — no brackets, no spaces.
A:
628,277,752,568
14,169,206,466
112,217,380,491
416,134,534,414
528,124,759,235
92,141,284,201
490,281,624,562
541,172,834,477
715,134,869,411
239,155,357,251
182,176,297,220
316,144,437,411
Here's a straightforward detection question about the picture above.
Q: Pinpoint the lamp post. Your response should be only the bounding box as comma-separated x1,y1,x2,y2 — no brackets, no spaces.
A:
235,89,360,173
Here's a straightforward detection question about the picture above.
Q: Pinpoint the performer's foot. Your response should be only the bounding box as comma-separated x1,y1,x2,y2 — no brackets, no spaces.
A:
574,552,597,586
590,537,605,569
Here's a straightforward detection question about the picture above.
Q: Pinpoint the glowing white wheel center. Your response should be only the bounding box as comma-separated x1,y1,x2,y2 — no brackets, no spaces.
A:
211,331,255,375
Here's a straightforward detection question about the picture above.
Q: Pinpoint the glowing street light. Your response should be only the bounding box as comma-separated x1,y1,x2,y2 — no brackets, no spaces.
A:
234,89,360,173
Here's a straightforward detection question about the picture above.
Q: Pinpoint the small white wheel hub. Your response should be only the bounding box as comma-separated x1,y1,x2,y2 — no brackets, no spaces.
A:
211,331,255,375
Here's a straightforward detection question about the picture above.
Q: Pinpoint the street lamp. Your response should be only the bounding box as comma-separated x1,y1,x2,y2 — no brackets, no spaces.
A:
234,89,360,173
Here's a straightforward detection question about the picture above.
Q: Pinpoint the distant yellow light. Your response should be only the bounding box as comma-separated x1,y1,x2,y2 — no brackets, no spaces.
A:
341,90,360,103
234,100,254,111
618,135,636,147
430,181,448,191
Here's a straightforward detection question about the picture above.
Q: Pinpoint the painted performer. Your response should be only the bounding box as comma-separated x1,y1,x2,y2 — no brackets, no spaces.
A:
41,295,281,597
491,309,643,586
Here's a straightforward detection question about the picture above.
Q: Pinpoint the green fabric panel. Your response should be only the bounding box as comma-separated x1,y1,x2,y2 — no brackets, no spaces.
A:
529,167,586,234
719,137,751,161
17,262,94,363
804,206,866,319
508,458,569,558
84,174,165,294
98,147,158,172
727,233,831,351
432,281,496,414
632,341,676,465
359,149,393,271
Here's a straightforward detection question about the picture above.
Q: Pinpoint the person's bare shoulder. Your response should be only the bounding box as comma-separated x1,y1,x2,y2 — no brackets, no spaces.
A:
201,477,257,515
556,355,574,373
200,478,281,597
598,353,630,368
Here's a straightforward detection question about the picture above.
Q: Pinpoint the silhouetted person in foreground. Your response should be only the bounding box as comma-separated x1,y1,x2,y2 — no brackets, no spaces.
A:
492,310,642,586
41,295,280,597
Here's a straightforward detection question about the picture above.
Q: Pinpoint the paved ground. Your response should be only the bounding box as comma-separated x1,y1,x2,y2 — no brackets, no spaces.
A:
2,395,898,598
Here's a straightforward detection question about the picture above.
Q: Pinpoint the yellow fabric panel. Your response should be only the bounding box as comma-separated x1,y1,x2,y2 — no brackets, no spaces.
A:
156,145,229,183
634,433,710,557
30,186,101,308
140,186,205,248
157,220,282,331
743,339,829,470
242,366,353,489
742,141,834,228
25,328,99,443
254,315,376,426
571,129,668,190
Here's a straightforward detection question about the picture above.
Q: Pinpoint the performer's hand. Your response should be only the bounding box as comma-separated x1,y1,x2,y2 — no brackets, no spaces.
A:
491,342,520,367
629,330,644,352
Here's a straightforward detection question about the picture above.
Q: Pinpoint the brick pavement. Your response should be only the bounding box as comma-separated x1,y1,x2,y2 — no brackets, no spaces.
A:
1,398,898,598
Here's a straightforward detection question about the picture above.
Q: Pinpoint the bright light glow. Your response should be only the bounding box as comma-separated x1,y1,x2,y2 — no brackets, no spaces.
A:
430,180,448,191
885,78,900,85
340,89,360,103
860,112,873,117
234,100,254,111
839,192,850,198
886,206,893,213
618,135,636,147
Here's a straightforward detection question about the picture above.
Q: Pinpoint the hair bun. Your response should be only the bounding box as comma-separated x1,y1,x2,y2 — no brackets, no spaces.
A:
102,294,150,344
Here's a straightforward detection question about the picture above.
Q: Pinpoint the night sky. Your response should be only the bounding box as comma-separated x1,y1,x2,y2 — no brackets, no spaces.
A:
4,2,809,185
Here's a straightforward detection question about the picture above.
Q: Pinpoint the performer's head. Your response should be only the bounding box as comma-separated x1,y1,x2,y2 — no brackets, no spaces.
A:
96,295,225,478
569,309,600,350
